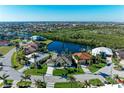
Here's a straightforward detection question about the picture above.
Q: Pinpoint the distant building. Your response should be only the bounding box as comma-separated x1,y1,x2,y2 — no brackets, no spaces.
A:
31,35,46,41
18,33,32,39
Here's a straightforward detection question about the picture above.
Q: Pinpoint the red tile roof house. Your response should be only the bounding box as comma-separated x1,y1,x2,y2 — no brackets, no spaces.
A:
0,40,11,46
21,42,38,55
72,52,92,65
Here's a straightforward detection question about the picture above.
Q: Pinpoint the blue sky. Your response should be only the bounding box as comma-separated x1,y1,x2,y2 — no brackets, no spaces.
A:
0,5,124,22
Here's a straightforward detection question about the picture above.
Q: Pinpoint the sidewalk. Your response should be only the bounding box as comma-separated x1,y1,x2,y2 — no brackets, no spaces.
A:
45,66,54,76
12,80,18,88
46,82,55,88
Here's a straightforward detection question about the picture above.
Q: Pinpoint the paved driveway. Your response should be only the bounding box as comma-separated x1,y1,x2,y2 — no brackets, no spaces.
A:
74,74,106,83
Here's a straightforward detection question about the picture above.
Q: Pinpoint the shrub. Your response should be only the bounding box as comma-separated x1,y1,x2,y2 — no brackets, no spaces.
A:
17,81,32,88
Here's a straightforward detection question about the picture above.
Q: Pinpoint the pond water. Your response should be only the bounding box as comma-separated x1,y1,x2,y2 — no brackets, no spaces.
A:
47,41,92,54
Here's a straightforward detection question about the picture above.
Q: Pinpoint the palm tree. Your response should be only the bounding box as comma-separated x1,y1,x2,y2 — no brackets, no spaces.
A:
77,81,85,88
15,42,19,51
19,56,29,66
0,66,3,71
83,80,91,88
114,74,120,81
0,74,9,85
67,75,76,88
21,75,31,81
34,80,46,88
32,54,39,68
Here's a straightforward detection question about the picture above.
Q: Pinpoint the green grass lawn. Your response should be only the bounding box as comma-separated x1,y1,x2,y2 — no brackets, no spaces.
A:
24,65,47,76
88,63,106,73
42,39,53,45
53,67,84,76
16,81,32,88
0,46,14,55
54,82,81,88
11,52,24,70
11,39,22,43
0,82,4,88
6,80,14,85
89,79,104,86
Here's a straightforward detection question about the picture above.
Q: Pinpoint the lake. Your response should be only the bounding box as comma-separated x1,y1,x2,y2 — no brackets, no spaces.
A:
47,41,92,54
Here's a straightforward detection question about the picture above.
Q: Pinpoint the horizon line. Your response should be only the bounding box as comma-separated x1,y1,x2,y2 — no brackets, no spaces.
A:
0,21,124,23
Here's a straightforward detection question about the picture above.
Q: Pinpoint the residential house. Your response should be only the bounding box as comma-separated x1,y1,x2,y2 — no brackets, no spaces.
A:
31,35,46,41
92,47,113,57
0,40,11,46
72,52,92,65
20,41,38,55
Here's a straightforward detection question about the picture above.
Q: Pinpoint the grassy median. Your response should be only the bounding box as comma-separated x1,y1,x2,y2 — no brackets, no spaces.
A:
11,52,23,70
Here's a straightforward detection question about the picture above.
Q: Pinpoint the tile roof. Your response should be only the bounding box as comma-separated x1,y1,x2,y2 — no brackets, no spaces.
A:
73,52,91,61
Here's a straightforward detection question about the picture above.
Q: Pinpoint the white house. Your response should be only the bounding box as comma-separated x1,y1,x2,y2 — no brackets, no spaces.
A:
92,47,113,56
31,35,46,41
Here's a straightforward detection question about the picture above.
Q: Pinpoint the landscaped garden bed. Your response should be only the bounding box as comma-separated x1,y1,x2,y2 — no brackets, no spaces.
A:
53,67,84,76
16,81,32,88
24,65,47,76
6,79,14,85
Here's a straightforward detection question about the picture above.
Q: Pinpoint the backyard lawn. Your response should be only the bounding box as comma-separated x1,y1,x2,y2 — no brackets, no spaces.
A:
24,65,47,76
54,82,81,88
0,46,14,55
11,52,24,70
53,67,84,76
88,63,106,73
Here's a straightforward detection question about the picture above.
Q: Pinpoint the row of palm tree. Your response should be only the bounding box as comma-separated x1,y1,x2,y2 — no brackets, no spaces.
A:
67,75,92,88
0,73,46,88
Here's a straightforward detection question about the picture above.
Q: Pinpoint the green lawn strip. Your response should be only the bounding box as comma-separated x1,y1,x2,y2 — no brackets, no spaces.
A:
0,46,14,55
53,67,84,76
105,77,117,84
88,63,106,73
41,39,53,45
11,39,22,43
89,79,104,86
6,80,14,85
0,82,4,87
17,81,32,88
11,52,24,70
24,65,47,76
54,82,81,88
